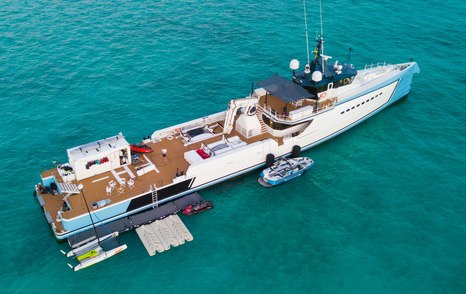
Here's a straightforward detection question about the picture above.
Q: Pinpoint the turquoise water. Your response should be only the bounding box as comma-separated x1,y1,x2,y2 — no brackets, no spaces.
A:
1,0,465,292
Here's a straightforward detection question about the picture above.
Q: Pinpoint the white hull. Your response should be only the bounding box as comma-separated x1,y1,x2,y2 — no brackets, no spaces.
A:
186,71,409,190
51,62,419,240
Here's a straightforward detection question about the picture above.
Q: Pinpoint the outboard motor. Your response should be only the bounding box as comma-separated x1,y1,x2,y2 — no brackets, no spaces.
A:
265,154,275,167
291,145,301,158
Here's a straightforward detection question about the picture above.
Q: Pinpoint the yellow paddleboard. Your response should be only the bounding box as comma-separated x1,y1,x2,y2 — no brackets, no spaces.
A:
77,249,99,261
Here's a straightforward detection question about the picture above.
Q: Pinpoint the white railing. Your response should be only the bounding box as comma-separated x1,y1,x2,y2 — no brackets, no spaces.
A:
260,104,290,121
364,61,392,70
259,99,336,123
151,111,226,141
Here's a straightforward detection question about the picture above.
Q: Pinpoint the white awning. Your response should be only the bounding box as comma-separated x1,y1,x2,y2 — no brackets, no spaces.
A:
67,133,129,161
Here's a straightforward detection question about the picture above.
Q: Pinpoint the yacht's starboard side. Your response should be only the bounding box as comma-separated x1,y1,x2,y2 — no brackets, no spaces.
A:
33,11,419,241
34,59,418,240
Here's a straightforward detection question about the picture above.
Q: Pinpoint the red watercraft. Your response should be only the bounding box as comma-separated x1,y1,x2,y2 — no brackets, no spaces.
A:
182,200,214,216
130,144,153,153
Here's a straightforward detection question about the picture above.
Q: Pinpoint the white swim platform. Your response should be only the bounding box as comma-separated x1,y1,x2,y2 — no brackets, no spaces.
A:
136,215,193,256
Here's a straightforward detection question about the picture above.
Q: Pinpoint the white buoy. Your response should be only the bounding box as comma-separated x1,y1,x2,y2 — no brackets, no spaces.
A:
289,59,300,70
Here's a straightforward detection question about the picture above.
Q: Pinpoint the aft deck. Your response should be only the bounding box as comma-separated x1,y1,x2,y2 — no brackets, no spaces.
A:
38,117,280,234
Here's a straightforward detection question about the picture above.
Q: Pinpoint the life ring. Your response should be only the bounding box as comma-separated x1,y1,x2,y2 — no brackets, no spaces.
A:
319,92,327,99
167,135,174,140
247,106,257,116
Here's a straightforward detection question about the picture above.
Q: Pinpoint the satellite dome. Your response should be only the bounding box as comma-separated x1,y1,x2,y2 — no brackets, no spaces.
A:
312,71,322,82
289,59,300,70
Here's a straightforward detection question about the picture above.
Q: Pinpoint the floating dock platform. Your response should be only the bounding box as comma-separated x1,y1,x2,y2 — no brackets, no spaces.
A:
68,193,201,248
136,214,193,256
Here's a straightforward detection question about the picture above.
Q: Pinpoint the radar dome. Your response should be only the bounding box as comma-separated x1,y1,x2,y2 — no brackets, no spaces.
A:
289,59,300,70
312,71,323,82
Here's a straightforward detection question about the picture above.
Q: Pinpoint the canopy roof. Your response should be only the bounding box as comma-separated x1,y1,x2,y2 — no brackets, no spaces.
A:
257,74,314,102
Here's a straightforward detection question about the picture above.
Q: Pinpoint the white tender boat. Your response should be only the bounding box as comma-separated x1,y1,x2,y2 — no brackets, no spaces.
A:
259,157,314,187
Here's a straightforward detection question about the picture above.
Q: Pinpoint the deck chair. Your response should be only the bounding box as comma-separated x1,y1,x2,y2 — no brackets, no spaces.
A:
128,179,135,189
109,180,117,190
119,178,126,187
106,186,112,196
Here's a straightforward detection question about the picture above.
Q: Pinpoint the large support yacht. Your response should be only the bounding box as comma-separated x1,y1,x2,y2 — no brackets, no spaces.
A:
34,33,419,240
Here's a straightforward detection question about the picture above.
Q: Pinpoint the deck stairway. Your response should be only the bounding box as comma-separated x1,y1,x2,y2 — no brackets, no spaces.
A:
256,105,268,134
57,182,80,194
151,184,158,208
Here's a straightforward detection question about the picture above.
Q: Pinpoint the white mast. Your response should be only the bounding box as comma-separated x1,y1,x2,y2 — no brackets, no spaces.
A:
319,0,325,75
303,0,310,66
319,0,324,42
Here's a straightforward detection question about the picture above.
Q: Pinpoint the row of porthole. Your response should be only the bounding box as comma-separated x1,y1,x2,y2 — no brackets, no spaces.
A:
340,92,383,114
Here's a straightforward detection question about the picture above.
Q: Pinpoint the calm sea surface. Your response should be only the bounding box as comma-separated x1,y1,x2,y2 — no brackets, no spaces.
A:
0,0,465,293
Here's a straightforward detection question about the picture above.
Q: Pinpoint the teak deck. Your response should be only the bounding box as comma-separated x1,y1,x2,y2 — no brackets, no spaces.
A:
39,111,283,233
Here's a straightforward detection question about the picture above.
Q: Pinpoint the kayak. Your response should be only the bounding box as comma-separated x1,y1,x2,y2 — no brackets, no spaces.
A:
130,144,153,153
